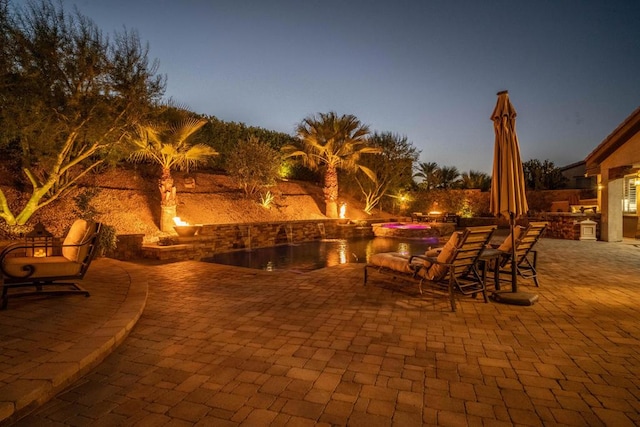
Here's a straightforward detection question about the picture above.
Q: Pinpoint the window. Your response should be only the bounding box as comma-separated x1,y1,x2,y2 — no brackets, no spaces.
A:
623,176,637,214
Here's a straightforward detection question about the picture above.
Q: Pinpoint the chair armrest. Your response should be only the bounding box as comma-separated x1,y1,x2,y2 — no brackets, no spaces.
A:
0,242,51,259
1,242,51,279
409,254,453,267
408,254,437,264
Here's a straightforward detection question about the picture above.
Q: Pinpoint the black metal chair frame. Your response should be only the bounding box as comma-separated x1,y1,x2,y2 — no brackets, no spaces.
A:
0,223,102,309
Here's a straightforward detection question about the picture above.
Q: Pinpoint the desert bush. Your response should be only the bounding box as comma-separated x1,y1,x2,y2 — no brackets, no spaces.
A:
226,136,281,197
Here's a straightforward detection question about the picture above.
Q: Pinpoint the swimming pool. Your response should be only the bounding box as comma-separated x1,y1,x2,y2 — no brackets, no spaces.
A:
202,236,440,271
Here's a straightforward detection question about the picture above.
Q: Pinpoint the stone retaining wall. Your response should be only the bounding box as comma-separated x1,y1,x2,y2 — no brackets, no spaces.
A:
107,234,144,260
459,214,601,240
140,220,374,262
106,214,602,262
531,213,601,240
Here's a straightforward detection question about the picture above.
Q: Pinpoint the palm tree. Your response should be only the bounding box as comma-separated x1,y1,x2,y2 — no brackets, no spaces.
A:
437,165,460,189
414,162,439,190
283,112,378,218
128,117,218,231
459,170,491,191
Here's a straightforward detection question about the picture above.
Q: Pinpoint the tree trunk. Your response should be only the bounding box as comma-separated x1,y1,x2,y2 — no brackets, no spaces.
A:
159,168,176,208
324,165,339,218
159,167,177,231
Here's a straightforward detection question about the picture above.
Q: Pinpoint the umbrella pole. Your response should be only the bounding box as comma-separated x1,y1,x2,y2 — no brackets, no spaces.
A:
510,213,518,293
491,214,539,306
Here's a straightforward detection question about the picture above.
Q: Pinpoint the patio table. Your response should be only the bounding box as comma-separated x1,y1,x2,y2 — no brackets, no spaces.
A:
478,248,502,291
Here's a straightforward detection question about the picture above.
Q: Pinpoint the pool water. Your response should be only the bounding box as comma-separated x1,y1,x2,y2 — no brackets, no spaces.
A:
202,237,441,271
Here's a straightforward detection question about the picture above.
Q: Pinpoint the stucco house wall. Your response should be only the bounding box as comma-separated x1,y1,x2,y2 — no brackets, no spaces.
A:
585,107,640,241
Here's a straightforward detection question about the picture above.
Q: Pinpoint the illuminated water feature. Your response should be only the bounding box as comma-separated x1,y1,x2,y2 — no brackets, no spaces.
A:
380,222,431,229
202,236,442,272
372,222,448,239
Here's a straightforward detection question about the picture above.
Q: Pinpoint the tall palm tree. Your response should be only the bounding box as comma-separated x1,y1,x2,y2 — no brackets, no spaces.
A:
459,170,491,191
414,161,439,190
437,165,460,189
128,117,218,231
283,112,378,218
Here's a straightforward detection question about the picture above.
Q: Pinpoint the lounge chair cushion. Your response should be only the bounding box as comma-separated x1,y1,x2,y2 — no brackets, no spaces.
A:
369,253,415,274
62,220,93,262
3,256,82,278
418,232,461,280
497,226,525,252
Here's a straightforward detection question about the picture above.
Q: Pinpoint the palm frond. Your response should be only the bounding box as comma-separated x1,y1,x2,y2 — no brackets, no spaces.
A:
358,165,378,182
169,117,207,148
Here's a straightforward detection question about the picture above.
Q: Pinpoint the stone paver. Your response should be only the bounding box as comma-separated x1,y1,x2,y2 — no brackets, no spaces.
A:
2,238,640,425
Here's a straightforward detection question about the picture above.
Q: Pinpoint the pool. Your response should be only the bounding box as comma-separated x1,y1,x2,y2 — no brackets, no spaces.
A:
202,237,441,272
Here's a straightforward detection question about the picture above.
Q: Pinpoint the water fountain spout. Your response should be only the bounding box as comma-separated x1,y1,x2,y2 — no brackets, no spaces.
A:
246,225,252,251
285,224,294,245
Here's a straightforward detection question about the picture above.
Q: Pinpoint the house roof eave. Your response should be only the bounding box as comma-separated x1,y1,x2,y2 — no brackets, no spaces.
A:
584,106,640,173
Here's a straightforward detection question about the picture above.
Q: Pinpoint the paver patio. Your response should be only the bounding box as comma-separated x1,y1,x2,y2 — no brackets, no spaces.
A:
2,237,640,426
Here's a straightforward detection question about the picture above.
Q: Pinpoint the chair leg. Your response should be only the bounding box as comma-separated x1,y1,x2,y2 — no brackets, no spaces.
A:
363,265,368,285
471,265,489,303
532,251,539,287
532,275,540,287
448,269,457,312
1,281,90,309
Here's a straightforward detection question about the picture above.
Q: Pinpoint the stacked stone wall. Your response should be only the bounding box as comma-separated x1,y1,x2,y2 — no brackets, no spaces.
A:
108,214,601,262
139,220,373,262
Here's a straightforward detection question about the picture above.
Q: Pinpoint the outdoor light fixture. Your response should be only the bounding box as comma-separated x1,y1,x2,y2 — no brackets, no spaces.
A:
25,222,54,257
339,203,347,219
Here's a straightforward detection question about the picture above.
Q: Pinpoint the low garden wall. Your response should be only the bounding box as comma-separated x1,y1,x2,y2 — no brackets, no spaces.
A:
139,219,373,262
460,213,601,240
531,213,601,240
107,234,145,260
110,213,602,262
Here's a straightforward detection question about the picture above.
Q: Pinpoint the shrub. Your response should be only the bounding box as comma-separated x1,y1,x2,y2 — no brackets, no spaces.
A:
226,136,281,197
259,191,275,209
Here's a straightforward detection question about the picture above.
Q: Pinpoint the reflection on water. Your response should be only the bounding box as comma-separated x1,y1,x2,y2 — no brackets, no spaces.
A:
397,242,410,256
203,237,441,272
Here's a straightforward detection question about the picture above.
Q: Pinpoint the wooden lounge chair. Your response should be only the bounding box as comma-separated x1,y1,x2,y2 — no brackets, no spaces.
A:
364,225,497,311
493,221,548,288
0,220,102,309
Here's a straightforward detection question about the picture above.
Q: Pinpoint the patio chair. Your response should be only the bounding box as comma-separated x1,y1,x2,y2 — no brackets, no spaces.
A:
411,212,425,222
0,219,102,309
364,225,497,311
493,221,548,288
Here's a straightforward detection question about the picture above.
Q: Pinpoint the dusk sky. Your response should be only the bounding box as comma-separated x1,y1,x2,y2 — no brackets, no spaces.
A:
62,0,640,174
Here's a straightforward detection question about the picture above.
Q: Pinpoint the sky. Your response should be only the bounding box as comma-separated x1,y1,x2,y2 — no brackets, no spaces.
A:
59,0,640,174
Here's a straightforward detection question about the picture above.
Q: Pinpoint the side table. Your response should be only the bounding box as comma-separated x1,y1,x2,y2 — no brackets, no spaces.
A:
478,248,502,291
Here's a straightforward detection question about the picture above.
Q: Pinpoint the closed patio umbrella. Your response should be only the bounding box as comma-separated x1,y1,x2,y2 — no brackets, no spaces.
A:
489,90,538,305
